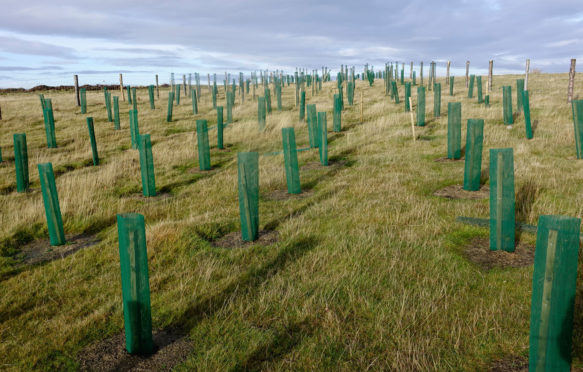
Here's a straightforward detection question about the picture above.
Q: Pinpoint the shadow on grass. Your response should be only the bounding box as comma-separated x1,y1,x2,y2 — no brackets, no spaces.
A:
262,189,336,231
0,216,115,283
53,158,94,177
229,318,316,371
159,155,234,194
170,235,320,330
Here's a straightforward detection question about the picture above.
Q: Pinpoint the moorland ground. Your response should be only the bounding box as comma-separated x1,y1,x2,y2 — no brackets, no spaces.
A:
1,71,583,370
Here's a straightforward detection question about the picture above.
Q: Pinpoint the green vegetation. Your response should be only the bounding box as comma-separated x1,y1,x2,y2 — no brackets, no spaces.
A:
0,71,582,370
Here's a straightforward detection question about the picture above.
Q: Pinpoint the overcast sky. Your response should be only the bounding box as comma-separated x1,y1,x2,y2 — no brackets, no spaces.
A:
0,0,581,88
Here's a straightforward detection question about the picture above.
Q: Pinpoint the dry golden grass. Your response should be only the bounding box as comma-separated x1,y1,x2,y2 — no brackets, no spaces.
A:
1,71,583,371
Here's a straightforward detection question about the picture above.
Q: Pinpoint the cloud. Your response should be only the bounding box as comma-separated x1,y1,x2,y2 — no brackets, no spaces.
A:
0,65,64,71
0,0,582,87
0,36,76,59
545,39,578,48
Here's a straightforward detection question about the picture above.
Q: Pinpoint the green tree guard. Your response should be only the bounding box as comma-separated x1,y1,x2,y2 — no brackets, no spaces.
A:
217,107,224,149
339,85,344,110
129,109,135,146
295,77,299,106
276,85,282,111
127,86,132,104
477,76,483,103
39,94,46,110
166,92,174,122
417,86,426,126
463,119,484,191
117,213,153,354
347,82,354,105
0,147,3,163
212,85,217,109
86,117,99,166
392,81,400,103
132,87,137,111
191,89,198,114
265,88,272,114
105,91,113,122
485,95,490,107
299,91,306,121
468,74,475,98
503,86,513,124
447,102,462,159
333,94,342,132
516,79,524,113
196,120,211,171
113,96,121,130
307,104,317,148
413,71,417,86
434,83,441,117
43,107,57,148
226,92,233,124
13,133,29,192
237,152,259,241
489,148,515,252
38,163,66,246
258,96,266,130
80,88,87,114
400,69,404,85
148,85,155,109
449,76,454,96
404,82,411,111
524,90,533,139
528,215,581,371
45,98,53,111
572,100,583,158
130,109,140,149
318,112,328,166
282,127,301,194
529,214,581,371
175,84,181,105
138,134,156,197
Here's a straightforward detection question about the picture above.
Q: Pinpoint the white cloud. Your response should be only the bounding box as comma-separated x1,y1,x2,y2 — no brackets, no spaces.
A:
545,39,578,48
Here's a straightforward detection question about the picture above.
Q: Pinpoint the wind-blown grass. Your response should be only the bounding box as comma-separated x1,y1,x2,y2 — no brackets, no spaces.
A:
0,71,582,370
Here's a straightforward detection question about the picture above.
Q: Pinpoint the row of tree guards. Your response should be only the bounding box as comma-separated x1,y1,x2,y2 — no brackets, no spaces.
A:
3,59,582,370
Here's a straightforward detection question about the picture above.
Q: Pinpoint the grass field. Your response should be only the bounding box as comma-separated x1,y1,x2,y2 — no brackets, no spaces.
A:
1,71,583,371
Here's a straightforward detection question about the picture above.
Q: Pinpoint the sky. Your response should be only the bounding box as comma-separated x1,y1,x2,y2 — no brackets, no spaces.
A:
0,0,582,88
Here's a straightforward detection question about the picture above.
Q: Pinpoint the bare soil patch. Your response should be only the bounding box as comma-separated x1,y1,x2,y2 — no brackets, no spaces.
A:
300,160,347,171
188,167,217,175
489,355,583,371
214,147,232,152
212,230,279,249
265,189,314,201
464,237,534,270
126,192,173,201
434,184,489,200
434,157,463,163
17,234,100,265
488,356,528,371
78,328,191,372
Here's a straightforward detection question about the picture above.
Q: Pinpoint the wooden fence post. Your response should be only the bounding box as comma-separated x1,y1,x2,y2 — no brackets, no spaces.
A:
488,60,493,92
568,59,576,103
155,74,159,99
465,61,470,88
74,74,80,107
120,73,125,101
525,59,531,91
